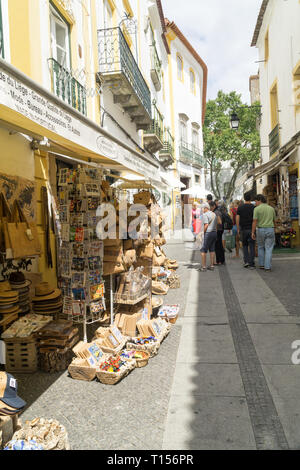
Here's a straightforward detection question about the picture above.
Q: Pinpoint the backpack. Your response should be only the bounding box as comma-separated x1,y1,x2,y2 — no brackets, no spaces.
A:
223,213,233,230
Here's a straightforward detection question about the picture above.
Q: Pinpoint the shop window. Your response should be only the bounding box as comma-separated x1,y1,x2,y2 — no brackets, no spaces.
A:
177,54,183,82
0,0,4,59
190,68,196,94
50,3,71,69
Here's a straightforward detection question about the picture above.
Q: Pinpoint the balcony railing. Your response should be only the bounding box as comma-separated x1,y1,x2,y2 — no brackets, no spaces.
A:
179,141,206,168
150,43,162,91
160,128,175,159
193,147,206,168
48,58,87,115
144,101,164,140
269,124,280,157
179,141,194,164
97,27,151,118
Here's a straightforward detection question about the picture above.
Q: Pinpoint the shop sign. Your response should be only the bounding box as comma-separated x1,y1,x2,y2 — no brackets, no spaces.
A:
0,63,159,180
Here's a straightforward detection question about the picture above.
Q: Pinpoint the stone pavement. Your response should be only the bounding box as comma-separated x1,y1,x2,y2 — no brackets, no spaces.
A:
163,246,300,450
10,242,300,450
13,242,193,450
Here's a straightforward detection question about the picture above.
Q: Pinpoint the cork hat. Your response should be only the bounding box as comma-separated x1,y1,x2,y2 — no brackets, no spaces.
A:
32,282,61,302
9,272,31,289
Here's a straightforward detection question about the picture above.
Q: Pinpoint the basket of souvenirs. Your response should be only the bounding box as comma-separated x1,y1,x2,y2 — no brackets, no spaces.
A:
68,357,97,382
120,349,150,368
126,336,160,358
96,355,136,385
157,305,180,325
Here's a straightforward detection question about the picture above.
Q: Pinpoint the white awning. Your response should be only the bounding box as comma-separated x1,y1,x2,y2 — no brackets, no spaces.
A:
161,173,186,189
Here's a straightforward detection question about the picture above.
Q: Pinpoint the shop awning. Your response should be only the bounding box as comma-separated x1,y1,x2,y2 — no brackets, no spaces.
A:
160,173,186,189
247,147,297,181
0,59,161,181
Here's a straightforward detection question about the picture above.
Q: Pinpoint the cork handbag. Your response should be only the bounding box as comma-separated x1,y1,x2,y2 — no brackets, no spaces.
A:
0,193,12,253
5,200,41,259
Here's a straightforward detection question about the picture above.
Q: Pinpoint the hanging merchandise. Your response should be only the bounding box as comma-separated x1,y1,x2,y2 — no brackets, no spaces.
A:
56,167,106,340
4,200,41,260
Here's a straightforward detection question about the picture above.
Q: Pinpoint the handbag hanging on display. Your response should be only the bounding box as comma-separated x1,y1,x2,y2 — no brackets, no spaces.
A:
0,192,12,252
5,200,41,259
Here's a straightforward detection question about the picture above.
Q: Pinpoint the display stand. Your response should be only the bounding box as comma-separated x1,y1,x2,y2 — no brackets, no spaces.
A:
56,167,106,343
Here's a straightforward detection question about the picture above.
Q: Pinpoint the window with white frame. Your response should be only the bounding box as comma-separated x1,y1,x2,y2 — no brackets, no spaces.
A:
177,54,183,81
179,120,187,143
190,69,195,94
192,129,199,150
103,0,113,29
50,4,70,69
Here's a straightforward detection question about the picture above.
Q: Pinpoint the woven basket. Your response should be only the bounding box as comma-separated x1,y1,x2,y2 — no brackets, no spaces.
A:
126,340,160,358
68,358,97,381
121,350,150,368
96,359,136,385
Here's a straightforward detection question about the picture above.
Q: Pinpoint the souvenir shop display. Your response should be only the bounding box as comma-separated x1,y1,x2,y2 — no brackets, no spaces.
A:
5,417,70,450
157,305,180,324
9,273,31,317
0,283,20,332
96,354,136,385
32,283,63,319
120,349,150,368
37,320,79,373
1,314,52,374
56,168,106,342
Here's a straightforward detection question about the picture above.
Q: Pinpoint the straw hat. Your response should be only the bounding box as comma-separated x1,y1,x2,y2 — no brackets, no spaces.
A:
0,281,12,292
32,283,61,302
9,272,31,289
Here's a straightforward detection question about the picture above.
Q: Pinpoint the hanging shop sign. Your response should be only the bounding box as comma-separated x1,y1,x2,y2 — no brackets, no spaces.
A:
0,61,159,181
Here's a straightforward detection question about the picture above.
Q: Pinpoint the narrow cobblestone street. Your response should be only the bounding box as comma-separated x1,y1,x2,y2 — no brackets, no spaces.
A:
13,241,300,450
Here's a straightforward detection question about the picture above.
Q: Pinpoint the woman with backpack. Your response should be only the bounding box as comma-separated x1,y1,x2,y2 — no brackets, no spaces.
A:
214,201,227,265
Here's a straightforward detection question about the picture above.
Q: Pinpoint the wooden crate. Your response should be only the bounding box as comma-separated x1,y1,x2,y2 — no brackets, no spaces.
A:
0,313,19,336
4,336,37,374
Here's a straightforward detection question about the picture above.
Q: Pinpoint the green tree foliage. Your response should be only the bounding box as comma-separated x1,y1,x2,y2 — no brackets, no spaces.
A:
203,90,261,201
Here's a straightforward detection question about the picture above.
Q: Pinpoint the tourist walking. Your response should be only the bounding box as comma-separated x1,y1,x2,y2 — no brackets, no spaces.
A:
230,200,240,258
251,194,276,272
199,202,217,272
214,201,226,265
236,194,255,269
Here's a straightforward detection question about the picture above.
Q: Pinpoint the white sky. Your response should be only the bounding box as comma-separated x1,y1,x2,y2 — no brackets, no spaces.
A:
162,0,262,104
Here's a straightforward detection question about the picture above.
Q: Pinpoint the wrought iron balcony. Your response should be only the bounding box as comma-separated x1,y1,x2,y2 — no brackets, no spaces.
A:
179,141,206,168
48,58,87,115
193,146,206,169
150,43,162,92
179,141,194,164
159,128,175,168
143,101,164,153
269,123,280,157
97,27,152,130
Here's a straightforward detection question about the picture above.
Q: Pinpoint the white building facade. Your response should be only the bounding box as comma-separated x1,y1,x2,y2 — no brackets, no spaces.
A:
250,0,300,245
164,20,208,203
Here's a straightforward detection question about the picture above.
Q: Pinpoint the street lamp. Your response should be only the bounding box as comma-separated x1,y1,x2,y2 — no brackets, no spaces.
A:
230,112,240,130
